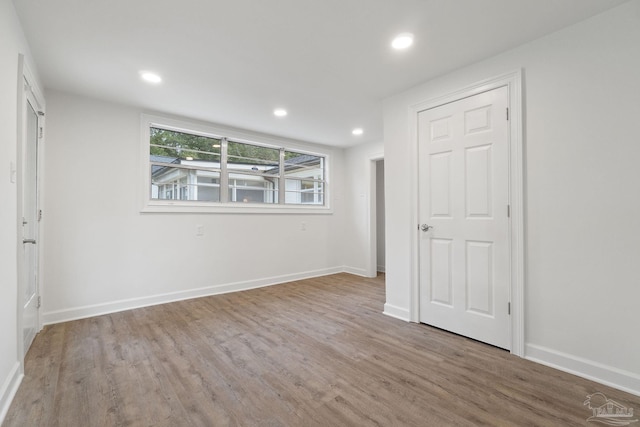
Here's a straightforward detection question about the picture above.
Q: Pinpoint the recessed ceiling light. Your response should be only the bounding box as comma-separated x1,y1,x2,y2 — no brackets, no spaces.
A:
140,71,162,84
352,128,364,136
391,33,414,50
274,108,288,117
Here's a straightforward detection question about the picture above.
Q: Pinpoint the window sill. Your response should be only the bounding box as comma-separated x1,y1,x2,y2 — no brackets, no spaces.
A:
141,201,333,215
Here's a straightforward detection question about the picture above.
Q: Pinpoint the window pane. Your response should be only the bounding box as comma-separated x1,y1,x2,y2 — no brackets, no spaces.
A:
150,127,221,163
285,179,324,205
195,172,221,202
284,152,325,205
151,167,220,201
150,148,221,164
284,151,324,180
228,141,279,171
229,174,278,204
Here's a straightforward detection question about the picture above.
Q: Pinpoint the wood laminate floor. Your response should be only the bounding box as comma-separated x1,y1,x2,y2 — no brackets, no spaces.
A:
4,273,639,426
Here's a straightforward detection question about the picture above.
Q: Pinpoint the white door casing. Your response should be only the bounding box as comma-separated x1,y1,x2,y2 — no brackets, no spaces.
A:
21,95,40,354
18,57,45,359
418,86,511,350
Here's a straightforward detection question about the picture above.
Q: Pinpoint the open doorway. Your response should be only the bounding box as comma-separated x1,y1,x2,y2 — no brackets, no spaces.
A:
367,154,385,278
376,160,385,273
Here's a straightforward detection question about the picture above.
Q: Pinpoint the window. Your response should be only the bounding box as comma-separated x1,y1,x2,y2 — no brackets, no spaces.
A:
150,127,222,202
143,116,329,212
227,141,279,204
284,151,324,205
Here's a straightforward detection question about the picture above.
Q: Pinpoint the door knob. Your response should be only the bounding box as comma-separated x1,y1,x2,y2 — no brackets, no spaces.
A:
420,224,433,232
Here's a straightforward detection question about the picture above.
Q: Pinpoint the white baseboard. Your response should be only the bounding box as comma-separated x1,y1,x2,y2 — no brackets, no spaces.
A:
383,303,410,322
525,343,640,397
0,362,23,425
377,265,386,273
42,267,344,325
342,266,372,278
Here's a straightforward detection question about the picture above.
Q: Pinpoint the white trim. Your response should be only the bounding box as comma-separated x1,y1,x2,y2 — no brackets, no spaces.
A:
377,266,386,273
141,203,333,215
21,59,45,112
16,55,46,373
526,344,640,397
0,362,23,425
342,266,370,277
383,303,411,322
366,153,384,278
408,70,525,356
42,267,347,325
140,113,333,214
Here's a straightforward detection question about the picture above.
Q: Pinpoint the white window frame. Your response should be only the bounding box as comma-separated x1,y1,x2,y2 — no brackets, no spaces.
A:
140,114,332,214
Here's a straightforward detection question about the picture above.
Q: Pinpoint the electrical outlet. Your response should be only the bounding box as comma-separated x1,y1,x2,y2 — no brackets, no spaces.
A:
300,222,307,231
196,224,204,236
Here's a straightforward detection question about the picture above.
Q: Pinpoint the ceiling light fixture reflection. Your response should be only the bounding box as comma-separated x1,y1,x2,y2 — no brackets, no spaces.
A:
352,128,364,136
274,108,288,117
391,33,414,50
140,71,162,84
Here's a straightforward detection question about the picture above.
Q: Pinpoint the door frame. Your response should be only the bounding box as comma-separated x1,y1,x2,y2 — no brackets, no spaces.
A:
366,153,384,278
408,70,525,356
16,55,46,364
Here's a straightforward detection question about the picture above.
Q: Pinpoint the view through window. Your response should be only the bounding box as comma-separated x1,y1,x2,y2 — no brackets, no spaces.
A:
149,126,326,206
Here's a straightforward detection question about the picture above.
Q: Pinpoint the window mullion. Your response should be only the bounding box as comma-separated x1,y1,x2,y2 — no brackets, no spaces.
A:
278,148,285,204
220,138,229,203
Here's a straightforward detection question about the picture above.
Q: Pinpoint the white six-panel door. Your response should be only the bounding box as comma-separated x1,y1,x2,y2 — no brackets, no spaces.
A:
418,86,510,350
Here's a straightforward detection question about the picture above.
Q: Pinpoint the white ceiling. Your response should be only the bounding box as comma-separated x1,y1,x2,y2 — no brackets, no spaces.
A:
14,0,627,147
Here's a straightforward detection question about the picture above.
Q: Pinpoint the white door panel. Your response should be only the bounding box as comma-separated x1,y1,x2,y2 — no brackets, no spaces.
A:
419,87,510,350
22,94,40,355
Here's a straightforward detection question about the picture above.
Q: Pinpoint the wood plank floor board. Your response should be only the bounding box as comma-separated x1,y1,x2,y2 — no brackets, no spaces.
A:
4,273,639,426
140,311,243,427
9,322,65,426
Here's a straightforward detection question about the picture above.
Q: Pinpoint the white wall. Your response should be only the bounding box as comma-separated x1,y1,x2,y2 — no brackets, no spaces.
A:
342,140,384,277
384,0,640,394
0,0,42,421
41,90,347,322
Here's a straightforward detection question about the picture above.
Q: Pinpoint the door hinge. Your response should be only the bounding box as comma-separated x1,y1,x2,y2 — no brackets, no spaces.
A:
506,108,509,121
508,302,511,315
38,209,43,222
507,204,511,218
39,126,44,139
37,296,41,309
